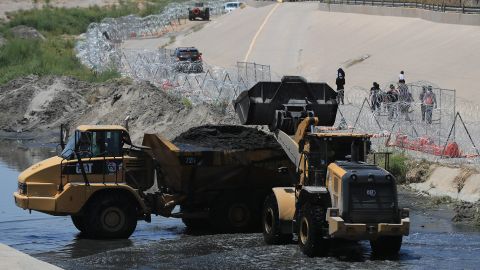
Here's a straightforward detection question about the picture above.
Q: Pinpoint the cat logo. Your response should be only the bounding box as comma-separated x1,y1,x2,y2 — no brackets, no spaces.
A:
106,161,119,173
366,189,377,197
76,163,93,174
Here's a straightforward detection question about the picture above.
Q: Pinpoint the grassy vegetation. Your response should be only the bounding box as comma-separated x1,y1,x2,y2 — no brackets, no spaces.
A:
388,153,409,182
0,0,175,84
369,152,409,182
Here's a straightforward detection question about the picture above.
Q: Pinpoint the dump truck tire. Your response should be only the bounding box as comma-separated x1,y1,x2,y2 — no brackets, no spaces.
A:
71,215,86,233
182,218,209,230
84,194,137,239
262,194,292,244
298,204,329,257
370,236,402,256
211,194,259,232
205,10,210,21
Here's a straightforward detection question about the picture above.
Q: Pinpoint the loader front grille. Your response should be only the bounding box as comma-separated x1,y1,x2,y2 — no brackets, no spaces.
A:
347,183,397,223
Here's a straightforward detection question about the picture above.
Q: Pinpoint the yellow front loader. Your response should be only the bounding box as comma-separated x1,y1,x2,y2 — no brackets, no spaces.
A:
234,76,410,257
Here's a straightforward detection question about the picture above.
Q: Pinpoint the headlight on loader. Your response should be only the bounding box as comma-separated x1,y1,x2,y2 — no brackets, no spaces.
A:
400,208,410,218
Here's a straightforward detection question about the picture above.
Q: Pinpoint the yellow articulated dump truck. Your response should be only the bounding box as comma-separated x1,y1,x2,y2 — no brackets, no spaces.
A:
234,76,410,257
14,125,293,238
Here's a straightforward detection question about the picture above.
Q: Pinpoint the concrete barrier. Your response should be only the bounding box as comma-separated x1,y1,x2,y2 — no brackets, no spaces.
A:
0,244,62,270
319,3,480,26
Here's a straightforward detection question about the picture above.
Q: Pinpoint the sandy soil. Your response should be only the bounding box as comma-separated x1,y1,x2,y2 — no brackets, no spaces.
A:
0,0,117,20
0,76,239,143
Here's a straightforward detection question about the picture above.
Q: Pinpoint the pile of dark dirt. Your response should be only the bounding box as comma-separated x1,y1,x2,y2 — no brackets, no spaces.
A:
453,201,480,225
173,125,280,150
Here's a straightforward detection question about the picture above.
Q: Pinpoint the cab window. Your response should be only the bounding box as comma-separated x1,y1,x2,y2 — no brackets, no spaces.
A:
75,130,122,158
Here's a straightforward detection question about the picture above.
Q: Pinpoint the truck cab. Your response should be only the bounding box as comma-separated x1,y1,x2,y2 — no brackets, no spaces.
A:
14,125,150,238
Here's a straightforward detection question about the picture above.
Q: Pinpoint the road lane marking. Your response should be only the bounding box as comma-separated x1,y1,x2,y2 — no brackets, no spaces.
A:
243,3,280,62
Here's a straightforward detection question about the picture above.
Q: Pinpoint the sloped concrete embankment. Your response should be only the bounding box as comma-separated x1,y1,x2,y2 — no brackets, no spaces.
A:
408,163,480,224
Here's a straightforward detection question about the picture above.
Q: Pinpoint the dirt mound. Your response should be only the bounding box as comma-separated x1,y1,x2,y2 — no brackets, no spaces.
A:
453,201,480,225
173,125,279,150
0,76,239,143
405,160,433,184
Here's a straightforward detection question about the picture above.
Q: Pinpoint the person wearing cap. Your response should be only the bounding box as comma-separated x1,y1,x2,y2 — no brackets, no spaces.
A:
420,86,427,121
370,82,382,112
386,84,399,120
398,71,405,83
423,85,437,124
336,68,346,105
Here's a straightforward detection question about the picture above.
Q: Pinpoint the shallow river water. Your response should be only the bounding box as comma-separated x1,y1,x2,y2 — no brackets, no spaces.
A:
0,140,479,269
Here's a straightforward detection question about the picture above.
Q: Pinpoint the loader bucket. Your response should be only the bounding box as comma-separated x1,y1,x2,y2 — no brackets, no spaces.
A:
233,76,338,127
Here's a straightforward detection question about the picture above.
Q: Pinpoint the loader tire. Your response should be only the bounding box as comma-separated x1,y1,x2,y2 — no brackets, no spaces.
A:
298,204,329,257
84,194,137,239
370,236,402,256
262,194,292,245
71,215,86,233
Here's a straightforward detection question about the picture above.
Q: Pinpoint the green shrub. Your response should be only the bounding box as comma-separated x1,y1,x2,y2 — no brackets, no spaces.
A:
389,153,409,182
6,1,173,36
0,0,177,84
0,38,120,84
182,97,192,109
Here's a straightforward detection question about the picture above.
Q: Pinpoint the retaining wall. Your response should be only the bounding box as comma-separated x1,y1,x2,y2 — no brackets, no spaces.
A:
319,3,480,26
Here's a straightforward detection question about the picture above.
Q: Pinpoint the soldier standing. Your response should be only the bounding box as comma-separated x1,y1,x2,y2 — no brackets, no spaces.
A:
336,68,346,105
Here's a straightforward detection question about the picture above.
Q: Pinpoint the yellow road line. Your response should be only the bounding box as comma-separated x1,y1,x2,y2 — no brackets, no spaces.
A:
243,3,280,62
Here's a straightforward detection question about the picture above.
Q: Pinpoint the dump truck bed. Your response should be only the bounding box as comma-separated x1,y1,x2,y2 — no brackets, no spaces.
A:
142,133,293,194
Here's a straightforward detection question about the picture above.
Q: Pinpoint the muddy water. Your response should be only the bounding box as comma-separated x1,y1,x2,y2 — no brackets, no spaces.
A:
1,140,480,269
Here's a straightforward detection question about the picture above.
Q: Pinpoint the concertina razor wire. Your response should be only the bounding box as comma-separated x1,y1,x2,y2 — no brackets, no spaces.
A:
75,0,271,104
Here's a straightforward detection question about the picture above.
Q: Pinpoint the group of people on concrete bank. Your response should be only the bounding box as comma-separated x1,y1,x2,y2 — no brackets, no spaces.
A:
335,68,437,124
369,71,437,123
335,69,437,124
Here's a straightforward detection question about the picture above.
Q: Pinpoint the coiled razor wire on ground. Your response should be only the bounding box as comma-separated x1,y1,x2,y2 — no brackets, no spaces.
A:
76,0,270,104
335,82,480,164
118,47,270,103
76,1,229,71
